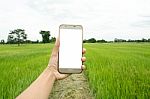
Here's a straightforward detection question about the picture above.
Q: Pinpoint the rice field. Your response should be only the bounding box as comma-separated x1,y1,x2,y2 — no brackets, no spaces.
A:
0,43,150,98
84,43,150,99
0,44,52,99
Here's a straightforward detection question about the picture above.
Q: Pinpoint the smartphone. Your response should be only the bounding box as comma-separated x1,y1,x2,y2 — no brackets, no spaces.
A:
58,24,83,73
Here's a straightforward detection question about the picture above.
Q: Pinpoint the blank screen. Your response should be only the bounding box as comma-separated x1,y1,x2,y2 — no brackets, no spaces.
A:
59,29,82,69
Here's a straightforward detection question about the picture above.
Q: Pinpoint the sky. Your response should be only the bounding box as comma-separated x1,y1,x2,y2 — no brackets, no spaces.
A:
0,0,150,41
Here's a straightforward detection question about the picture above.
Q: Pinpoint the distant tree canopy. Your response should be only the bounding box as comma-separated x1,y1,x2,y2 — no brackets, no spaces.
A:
83,38,96,43
83,38,150,43
50,37,56,43
3,29,150,45
114,38,126,42
115,38,150,42
5,29,56,45
0,39,5,45
7,29,27,46
97,39,107,43
83,38,107,43
39,31,50,43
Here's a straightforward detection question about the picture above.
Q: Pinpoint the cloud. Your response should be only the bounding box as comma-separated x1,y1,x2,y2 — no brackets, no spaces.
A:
0,0,150,41
132,20,150,28
131,14,150,29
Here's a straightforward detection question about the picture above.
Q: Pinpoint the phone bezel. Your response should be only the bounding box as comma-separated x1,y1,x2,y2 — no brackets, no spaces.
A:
58,24,83,74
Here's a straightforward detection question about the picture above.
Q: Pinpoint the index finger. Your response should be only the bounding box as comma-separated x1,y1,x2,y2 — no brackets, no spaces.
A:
82,48,86,54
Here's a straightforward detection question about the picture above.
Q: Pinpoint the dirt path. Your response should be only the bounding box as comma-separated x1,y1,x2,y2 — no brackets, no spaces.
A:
49,73,94,99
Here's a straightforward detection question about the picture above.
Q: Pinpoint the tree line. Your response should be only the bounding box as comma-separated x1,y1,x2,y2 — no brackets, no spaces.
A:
83,38,150,43
0,29,150,45
0,29,56,46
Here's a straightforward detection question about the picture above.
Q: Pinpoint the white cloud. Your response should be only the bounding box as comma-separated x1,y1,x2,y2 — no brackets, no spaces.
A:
0,0,150,41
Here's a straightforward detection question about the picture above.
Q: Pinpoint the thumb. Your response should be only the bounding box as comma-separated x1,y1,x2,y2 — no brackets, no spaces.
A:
51,37,60,57
49,37,60,65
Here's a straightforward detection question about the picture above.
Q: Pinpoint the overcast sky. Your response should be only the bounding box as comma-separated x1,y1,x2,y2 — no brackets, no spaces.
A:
0,0,150,41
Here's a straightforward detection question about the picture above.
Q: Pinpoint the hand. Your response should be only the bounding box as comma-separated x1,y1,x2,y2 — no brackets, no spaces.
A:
48,37,86,80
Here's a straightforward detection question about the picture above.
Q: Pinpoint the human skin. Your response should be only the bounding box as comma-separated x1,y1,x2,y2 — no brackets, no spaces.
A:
16,38,86,99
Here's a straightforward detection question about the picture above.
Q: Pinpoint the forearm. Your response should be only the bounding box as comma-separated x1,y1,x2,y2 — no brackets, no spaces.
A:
16,67,56,99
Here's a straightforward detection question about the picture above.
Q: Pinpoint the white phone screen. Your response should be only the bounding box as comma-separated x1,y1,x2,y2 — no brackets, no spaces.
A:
59,28,82,69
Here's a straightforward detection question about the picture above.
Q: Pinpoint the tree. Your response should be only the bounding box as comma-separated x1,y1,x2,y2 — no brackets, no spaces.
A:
0,39,5,44
83,39,87,43
141,38,147,42
97,39,107,43
39,31,50,43
114,38,126,42
50,37,56,43
128,39,134,42
7,34,15,44
83,38,96,43
87,38,96,43
9,29,27,46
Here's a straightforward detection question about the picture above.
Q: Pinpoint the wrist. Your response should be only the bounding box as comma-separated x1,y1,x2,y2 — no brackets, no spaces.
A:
45,67,56,81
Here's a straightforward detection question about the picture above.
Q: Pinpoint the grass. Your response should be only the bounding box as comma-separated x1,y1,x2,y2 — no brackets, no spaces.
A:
0,43,150,98
84,43,150,99
0,44,52,98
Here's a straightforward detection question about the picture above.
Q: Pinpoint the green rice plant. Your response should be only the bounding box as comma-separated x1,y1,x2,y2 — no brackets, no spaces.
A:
84,43,150,99
0,44,53,99
0,43,150,99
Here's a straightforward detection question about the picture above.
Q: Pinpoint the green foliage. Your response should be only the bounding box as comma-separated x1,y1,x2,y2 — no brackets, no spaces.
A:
7,34,15,44
0,44,52,99
114,38,126,42
84,38,107,43
7,29,27,46
50,37,56,43
84,38,96,43
0,43,150,98
39,30,50,43
84,43,150,98
97,39,107,43
0,39,5,44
